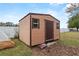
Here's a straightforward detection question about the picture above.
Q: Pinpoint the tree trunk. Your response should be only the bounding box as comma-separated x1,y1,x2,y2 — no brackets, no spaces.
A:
77,27,78,31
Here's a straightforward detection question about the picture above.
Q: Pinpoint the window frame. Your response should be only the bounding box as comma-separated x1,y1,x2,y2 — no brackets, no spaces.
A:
56,23,60,29
32,18,40,29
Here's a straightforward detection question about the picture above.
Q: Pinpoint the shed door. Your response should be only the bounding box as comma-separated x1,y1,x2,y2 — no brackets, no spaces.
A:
45,20,54,42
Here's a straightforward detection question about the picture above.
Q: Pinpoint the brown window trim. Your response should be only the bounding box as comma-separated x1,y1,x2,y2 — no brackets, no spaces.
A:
56,23,60,29
32,18,40,29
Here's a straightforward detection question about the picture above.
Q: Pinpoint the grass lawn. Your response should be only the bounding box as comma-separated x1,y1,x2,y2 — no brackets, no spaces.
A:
0,39,32,56
59,32,79,47
0,32,79,56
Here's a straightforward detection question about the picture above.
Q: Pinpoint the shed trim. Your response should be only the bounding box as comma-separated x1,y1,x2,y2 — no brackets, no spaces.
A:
30,14,32,47
19,13,60,22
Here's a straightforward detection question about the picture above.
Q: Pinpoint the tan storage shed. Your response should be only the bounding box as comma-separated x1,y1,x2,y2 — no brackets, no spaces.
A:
19,13,60,47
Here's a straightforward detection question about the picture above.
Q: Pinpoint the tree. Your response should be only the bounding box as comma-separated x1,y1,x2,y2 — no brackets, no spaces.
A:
0,22,5,26
0,22,18,27
66,3,79,16
5,22,14,26
68,14,79,31
66,3,79,31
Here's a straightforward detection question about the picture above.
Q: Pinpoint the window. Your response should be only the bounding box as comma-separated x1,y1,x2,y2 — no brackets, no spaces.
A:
56,23,59,29
32,18,40,28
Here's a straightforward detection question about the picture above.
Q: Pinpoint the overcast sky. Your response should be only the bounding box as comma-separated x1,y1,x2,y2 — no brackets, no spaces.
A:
0,3,69,28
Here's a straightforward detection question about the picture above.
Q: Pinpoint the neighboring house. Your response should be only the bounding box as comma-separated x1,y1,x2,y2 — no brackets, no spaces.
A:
19,13,60,47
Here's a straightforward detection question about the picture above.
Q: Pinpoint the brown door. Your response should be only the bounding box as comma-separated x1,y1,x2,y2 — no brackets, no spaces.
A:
45,20,54,42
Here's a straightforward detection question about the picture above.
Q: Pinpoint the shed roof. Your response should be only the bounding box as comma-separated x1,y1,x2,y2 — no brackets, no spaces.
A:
19,13,60,22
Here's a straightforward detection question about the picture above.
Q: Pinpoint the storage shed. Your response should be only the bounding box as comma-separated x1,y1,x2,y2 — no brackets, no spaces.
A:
19,13,60,47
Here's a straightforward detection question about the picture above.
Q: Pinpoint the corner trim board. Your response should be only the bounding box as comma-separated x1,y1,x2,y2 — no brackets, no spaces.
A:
30,14,32,47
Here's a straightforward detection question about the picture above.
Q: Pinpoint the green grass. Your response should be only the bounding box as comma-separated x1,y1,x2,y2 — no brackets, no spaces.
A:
0,39,32,56
59,32,79,47
0,32,79,56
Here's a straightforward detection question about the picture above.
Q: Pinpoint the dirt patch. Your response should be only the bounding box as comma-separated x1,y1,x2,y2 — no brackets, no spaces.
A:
32,42,79,56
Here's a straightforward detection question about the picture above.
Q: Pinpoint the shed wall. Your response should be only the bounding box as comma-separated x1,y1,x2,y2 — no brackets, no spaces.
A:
31,15,60,46
53,21,60,40
31,15,45,46
19,15,30,46
44,15,60,40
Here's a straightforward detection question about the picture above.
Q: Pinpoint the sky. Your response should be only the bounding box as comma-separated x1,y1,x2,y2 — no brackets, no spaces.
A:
0,3,69,28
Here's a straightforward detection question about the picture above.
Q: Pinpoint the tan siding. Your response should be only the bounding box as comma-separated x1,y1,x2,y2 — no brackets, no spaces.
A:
53,20,60,40
19,15,30,46
44,15,60,40
31,15,45,46
19,13,60,46
31,15,60,46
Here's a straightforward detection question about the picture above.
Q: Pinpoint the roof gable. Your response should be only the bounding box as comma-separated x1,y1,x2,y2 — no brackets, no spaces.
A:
19,13,60,22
